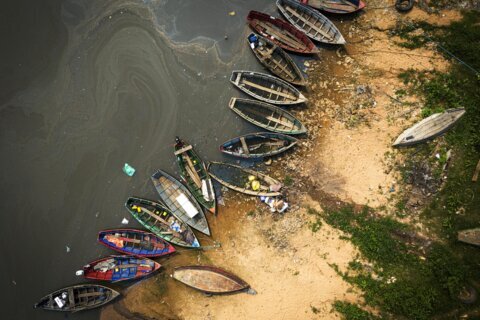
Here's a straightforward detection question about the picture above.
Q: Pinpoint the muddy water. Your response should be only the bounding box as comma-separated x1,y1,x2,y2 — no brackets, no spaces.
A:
0,0,354,319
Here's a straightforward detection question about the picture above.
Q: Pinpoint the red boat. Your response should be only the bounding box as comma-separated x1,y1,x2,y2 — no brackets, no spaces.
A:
300,0,366,14
83,255,161,282
98,229,176,258
247,11,318,54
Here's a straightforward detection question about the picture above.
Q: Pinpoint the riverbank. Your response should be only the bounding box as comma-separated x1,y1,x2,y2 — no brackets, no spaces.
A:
101,2,479,319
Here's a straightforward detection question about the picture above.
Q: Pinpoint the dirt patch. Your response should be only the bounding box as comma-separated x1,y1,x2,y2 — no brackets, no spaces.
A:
102,195,359,320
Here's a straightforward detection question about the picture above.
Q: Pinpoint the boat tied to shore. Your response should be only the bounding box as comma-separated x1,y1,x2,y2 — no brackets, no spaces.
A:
98,229,176,257
126,197,200,248
151,170,210,236
276,0,346,44
208,161,283,197
299,0,366,14
174,137,216,215
247,32,306,86
82,255,160,282
247,10,319,54
230,70,307,105
220,132,298,159
172,265,252,294
34,284,119,312
229,97,307,135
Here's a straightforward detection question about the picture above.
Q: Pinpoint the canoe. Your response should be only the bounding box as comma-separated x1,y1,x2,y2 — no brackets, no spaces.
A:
458,228,480,246
247,10,318,54
151,170,210,236
98,229,175,257
230,70,307,105
220,132,298,159
276,0,346,45
125,197,200,248
173,266,250,294
208,161,282,197
300,0,366,14
83,255,160,282
393,108,465,147
174,137,216,215
229,97,307,135
33,284,119,312
247,33,306,86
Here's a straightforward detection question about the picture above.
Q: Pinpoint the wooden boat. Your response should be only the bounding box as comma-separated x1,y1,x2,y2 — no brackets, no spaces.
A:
458,228,480,246
247,10,318,54
230,70,307,105
151,170,210,236
125,197,200,248
300,0,366,14
83,255,160,282
276,0,346,45
173,266,250,294
393,108,466,147
174,137,216,215
34,284,119,312
220,132,298,159
247,33,306,86
229,97,307,135
208,161,282,197
98,229,175,257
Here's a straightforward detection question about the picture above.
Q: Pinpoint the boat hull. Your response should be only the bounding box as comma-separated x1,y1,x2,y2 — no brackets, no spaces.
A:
173,266,250,294
98,229,176,257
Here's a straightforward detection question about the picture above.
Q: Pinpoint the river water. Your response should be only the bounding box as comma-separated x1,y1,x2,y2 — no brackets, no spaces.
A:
0,0,283,319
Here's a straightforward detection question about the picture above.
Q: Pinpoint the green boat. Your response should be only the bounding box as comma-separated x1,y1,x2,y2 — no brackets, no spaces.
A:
174,137,216,215
125,197,200,248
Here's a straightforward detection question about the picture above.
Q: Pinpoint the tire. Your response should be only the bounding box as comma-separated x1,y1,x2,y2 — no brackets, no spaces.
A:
395,0,414,12
458,285,478,304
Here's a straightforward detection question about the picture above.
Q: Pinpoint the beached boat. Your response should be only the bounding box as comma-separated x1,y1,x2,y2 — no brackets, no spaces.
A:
220,132,298,159
82,255,160,282
229,97,307,135
34,284,119,312
458,228,480,246
208,162,282,197
247,10,318,54
393,108,466,147
151,170,210,236
300,0,366,14
230,70,307,105
98,229,175,257
174,137,216,215
173,266,251,294
276,0,346,44
125,197,200,248
247,33,306,86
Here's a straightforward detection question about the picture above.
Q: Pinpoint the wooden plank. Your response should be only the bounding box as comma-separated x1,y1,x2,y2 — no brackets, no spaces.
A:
174,145,193,155
256,48,295,80
260,22,305,49
240,137,250,155
265,115,294,129
77,291,105,298
241,79,296,100
183,154,202,188
472,159,480,182
284,6,333,41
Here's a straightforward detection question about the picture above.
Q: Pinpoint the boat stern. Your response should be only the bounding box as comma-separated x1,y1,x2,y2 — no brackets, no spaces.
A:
298,92,308,104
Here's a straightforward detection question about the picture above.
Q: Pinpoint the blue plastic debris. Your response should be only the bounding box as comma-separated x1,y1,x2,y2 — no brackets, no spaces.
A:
123,163,136,177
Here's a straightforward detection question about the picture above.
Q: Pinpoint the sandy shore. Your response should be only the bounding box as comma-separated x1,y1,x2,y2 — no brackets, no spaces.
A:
101,2,462,319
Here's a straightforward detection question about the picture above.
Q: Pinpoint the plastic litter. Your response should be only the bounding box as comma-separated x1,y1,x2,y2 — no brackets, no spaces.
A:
228,11,236,16
65,246,70,253
121,218,129,225
122,163,136,176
